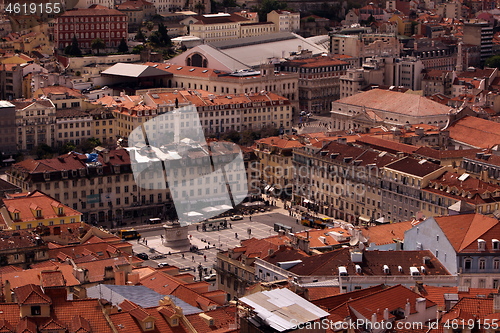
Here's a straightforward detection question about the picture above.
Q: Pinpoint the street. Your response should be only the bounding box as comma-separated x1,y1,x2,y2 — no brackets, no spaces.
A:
130,212,309,281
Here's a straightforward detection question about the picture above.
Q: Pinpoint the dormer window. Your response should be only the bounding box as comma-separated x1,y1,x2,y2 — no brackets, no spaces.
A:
145,321,154,330
493,239,499,250
478,239,486,251
58,207,63,215
14,212,20,220
114,165,120,174
43,172,50,181
35,209,42,218
97,166,103,175
62,170,68,179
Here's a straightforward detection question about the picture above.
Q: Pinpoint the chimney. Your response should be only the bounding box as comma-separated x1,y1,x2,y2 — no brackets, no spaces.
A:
371,312,377,323
350,249,363,263
127,272,140,285
416,297,426,313
102,150,110,163
494,294,500,313
4,280,11,302
404,299,411,317
115,270,126,285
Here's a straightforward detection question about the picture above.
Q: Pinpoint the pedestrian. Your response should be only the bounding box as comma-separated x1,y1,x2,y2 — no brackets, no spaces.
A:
229,222,232,228
249,216,252,222
235,232,238,239
160,235,163,240
204,255,207,261
192,255,194,262
196,225,199,231
145,240,147,245
182,253,185,259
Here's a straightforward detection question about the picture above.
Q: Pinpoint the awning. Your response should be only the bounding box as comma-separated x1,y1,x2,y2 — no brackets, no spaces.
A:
376,217,389,224
264,185,271,191
269,187,275,192
303,199,314,204
185,211,203,217
202,207,219,212
215,204,232,210
358,216,370,223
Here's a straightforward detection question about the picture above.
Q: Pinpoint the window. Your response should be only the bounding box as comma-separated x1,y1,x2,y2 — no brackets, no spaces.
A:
145,321,153,329
479,259,486,270
31,306,41,316
464,258,472,270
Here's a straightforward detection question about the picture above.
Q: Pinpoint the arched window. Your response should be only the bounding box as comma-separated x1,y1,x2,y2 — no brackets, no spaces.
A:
479,258,486,270
464,258,472,270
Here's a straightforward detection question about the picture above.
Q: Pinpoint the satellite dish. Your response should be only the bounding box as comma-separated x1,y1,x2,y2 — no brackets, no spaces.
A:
349,236,359,246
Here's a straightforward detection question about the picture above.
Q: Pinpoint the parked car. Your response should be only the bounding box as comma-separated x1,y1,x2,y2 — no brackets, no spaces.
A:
204,273,217,282
158,263,169,268
230,215,243,221
136,253,149,260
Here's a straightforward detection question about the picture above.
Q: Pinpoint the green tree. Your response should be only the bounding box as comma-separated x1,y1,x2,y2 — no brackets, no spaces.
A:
91,38,106,55
256,0,287,22
149,22,171,47
65,35,82,56
78,137,101,153
144,21,155,31
486,55,500,69
60,142,77,154
132,45,145,54
117,38,129,53
34,144,54,159
195,1,205,14
135,28,146,42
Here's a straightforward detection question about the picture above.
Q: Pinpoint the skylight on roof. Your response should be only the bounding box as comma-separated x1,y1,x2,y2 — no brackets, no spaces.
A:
189,68,195,72
177,67,182,70
202,70,208,73
458,173,470,181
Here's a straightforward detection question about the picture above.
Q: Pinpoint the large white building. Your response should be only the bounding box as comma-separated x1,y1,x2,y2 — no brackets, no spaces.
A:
267,10,300,32
330,88,453,132
11,99,56,151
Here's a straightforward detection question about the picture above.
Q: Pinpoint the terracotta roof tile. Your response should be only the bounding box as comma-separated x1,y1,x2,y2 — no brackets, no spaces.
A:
12,284,51,305
60,5,125,16
355,136,417,154
305,287,341,301
40,271,66,288
361,221,415,246
109,305,188,333
255,136,304,149
293,228,351,248
0,319,15,332
68,315,92,333
432,214,499,252
346,285,436,321
440,297,494,323
312,284,386,310
280,248,450,276
40,319,66,331
2,190,81,223
448,116,500,149
384,157,443,177
420,285,497,309
185,306,237,332
336,89,452,117
16,317,37,333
